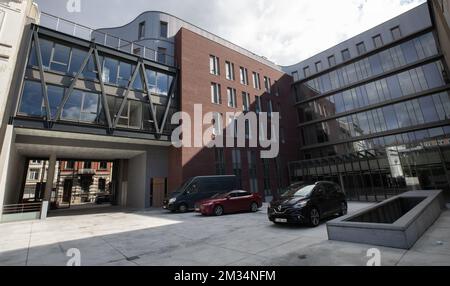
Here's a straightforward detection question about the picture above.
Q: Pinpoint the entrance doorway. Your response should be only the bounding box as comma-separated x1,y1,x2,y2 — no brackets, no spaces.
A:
20,159,118,210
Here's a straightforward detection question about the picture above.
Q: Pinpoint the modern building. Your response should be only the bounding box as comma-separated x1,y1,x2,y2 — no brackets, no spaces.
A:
0,0,297,219
0,0,449,221
286,2,450,201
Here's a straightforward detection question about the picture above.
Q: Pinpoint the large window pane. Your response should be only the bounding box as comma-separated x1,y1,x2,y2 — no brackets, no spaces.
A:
82,55,100,80
68,48,88,76
118,62,132,87
146,69,157,93
129,101,142,128
383,105,399,130
157,73,169,95
102,57,119,84
19,81,44,117
419,96,439,123
81,92,99,123
47,85,64,119
423,62,444,89
50,43,71,73
132,65,144,90
62,90,82,121
39,39,53,69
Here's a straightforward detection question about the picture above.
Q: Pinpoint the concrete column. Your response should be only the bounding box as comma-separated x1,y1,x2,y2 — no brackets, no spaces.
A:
44,154,57,202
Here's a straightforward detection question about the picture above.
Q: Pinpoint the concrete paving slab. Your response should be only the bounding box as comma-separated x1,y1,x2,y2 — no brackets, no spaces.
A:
0,203,448,266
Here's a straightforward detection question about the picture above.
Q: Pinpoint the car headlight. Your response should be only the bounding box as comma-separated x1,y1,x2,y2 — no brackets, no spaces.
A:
169,198,177,204
294,201,308,209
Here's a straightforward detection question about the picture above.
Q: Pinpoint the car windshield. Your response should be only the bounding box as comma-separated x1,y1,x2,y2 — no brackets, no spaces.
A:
281,184,315,198
211,192,232,199
174,179,193,194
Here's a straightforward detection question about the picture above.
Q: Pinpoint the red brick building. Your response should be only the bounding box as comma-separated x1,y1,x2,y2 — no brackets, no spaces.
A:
169,28,298,199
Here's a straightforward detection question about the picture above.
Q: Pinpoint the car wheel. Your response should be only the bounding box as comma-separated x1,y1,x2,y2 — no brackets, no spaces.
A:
309,208,320,227
178,204,188,213
213,205,224,216
339,202,348,216
250,202,258,212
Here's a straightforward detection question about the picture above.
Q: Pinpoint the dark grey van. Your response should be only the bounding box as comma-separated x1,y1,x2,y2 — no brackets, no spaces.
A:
163,176,237,212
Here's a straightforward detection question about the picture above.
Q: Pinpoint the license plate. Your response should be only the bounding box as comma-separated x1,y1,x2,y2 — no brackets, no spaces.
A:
275,218,288,223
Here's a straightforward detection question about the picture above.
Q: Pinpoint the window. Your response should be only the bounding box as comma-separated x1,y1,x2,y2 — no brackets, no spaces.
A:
240,67,248,85
99,161,108,170
68,48,88,75
341,49,351,61
156,72,172,96
356,42,366,55
82,54,100,80
255,96,262,114
38,39,53,69
292,71,299,81
98,178,106,191
264,76,271,93
210,55,220,75
391,26,402,41
242,92,250,112
252,72,261,89
227,87,237,108
315,61,322,73
373,34,383,48
66,161,75,169
19,81,44,117
84,161,92,169
160,21,168,38
50,43,71,73
303,66,311,78
28,169,41,180
138,21,145,40
157,47,167,64
328,55,336,67
62,90,99,123
211,83,221,104
225,61,234,80
102,57,119,84
117,100,143,129
118,61,132,87
47,85,64,119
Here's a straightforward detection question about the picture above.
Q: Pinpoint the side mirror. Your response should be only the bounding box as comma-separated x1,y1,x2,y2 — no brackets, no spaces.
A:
226,195,232,200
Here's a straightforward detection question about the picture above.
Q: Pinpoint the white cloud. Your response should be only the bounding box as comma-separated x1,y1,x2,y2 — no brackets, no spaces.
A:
35,0,427,65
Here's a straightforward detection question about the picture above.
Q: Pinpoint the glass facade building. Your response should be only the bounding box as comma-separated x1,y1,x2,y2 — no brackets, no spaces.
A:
14,26,178,139
289,27,450,201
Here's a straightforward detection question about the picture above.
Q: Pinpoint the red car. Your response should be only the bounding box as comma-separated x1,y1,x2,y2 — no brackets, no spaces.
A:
196,190,263,216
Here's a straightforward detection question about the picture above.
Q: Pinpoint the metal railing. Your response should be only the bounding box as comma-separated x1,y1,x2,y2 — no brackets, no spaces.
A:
2,202,43,215
39,12,176,66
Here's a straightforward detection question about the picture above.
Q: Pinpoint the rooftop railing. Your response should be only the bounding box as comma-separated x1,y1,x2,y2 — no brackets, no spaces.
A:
39,12,176,66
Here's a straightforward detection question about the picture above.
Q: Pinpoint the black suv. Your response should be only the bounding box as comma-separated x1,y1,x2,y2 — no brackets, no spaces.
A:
268,182,347,227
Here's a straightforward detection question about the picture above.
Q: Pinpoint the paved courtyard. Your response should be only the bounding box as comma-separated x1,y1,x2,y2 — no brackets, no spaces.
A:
0,202,449,266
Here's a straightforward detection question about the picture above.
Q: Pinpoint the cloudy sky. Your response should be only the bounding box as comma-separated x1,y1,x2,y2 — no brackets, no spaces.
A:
34,0,426,66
